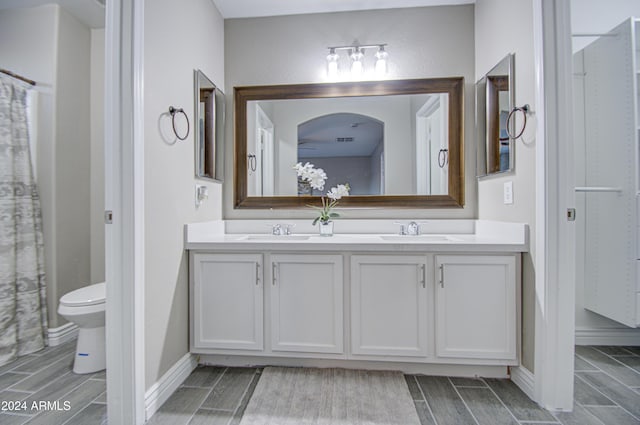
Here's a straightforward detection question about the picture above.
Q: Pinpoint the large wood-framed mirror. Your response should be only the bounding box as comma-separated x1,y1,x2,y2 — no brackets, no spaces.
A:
234,77,464,209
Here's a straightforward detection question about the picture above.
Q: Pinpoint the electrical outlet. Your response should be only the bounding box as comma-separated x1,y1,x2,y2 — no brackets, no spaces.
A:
504,181,513,205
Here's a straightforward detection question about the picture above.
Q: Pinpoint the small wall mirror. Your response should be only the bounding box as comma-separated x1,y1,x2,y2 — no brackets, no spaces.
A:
195,69,225,182
476,54,515,177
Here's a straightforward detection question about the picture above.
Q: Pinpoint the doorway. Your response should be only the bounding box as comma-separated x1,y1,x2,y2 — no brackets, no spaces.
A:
415,94,449,195
255,104,275,196
570,1,640,336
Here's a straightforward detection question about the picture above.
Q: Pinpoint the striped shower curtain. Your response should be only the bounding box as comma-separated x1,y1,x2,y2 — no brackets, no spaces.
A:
0,75,48,367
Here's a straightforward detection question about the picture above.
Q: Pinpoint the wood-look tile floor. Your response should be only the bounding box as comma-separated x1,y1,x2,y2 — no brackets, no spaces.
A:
2,344,640,424
404,345,640,425
0,340,106,425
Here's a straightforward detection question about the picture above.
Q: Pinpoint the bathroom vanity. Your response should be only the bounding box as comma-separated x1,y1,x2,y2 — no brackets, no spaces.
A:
185,220,527,376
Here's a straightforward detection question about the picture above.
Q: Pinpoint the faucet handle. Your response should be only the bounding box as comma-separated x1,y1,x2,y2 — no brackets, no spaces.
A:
283,223,296,235
393,221,407,235
267,223,296,235
267,223,282,235
417,221,430,234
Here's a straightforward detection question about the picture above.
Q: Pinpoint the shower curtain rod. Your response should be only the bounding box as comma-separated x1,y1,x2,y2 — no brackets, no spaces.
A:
0,68,36,86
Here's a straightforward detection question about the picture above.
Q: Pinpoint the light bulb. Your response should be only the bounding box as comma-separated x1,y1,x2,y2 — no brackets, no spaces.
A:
326,48,339,79
375,46,388,76
350,48,364,78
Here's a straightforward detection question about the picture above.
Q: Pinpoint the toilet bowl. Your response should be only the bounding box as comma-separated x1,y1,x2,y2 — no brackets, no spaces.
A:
58,282,106,374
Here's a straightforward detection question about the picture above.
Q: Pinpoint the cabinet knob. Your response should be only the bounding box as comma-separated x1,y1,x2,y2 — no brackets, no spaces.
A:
439,264,444,288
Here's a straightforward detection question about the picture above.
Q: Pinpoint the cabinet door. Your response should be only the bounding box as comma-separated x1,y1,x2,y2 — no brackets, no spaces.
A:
351,255,428,357
191,253,263,351
270,254,343,354
435,255,516,360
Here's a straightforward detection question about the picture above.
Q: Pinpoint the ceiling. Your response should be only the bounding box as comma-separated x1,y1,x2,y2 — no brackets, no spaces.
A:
0,0,473,27
0,0,105,28
211,0,474,19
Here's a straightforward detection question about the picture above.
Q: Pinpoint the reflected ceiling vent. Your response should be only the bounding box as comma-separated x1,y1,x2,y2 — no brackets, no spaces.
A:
336,137,355,142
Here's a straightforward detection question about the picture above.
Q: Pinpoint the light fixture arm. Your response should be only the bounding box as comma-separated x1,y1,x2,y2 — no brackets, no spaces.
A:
327,43,387,52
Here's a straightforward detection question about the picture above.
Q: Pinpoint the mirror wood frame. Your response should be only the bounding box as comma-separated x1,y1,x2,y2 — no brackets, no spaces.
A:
234,77,464,209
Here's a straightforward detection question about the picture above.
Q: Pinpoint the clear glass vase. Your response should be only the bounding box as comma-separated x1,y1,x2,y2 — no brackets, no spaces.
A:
318,221,334,237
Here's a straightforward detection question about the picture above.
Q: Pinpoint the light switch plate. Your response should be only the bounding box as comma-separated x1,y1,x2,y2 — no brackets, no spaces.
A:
195,184,208,207
504,181,513,204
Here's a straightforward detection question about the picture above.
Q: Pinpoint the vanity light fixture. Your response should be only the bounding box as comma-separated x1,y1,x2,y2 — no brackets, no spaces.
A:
325,43,388,79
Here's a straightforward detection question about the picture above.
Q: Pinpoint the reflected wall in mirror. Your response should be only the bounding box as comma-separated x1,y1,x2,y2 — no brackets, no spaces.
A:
235,78,464,209
298,112,385,196
195,69,225,182
476,54,515,177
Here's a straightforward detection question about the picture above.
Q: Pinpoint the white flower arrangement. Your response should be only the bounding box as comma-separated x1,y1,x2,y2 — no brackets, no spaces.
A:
293,162,350,225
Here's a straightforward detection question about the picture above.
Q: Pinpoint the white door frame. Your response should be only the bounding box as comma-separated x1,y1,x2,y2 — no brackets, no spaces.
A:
101,0,578,418
255,105,274,196
416,94,448,195
532,0,576,411
105,0,146,423
416,97,435,195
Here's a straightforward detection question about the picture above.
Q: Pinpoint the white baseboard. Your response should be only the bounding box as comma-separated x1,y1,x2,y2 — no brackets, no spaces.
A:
575,328,640,346
47,323,78,346
144,353,198,421
510,366,535,401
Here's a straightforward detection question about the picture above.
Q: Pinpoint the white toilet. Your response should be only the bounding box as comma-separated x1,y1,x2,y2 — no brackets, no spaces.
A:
58,282,106,374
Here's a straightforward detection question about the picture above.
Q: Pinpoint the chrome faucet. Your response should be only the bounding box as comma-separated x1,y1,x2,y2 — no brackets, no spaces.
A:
270,223,295,236
394,221,422,235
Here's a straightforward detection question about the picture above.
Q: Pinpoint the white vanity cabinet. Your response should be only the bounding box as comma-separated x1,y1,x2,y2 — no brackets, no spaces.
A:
188,233,524,373
350,255,428,357
190,253,263,351
269,254,344,354
434,255,517,361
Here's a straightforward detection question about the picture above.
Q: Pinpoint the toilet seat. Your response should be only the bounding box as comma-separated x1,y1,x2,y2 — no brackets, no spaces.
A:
60,282,106,307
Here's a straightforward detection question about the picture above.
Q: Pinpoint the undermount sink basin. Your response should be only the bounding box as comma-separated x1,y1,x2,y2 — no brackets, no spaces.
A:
241,235,311,241
380,235,462,242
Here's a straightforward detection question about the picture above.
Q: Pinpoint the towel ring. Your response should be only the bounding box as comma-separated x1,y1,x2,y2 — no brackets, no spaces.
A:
505,104,530,140
438,148,448,168
248,154,257,172
168,106,190,141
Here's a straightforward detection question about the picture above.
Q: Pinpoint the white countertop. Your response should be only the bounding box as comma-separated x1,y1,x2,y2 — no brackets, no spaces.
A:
184,220,529,253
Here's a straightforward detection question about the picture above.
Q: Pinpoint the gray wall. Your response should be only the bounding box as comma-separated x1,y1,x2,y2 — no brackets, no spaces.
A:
55,6,92,327
90,28,105,285
224,5,475,219
474,0,536,372
299,156,379,196
143,0,225,390
0,5,94,328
